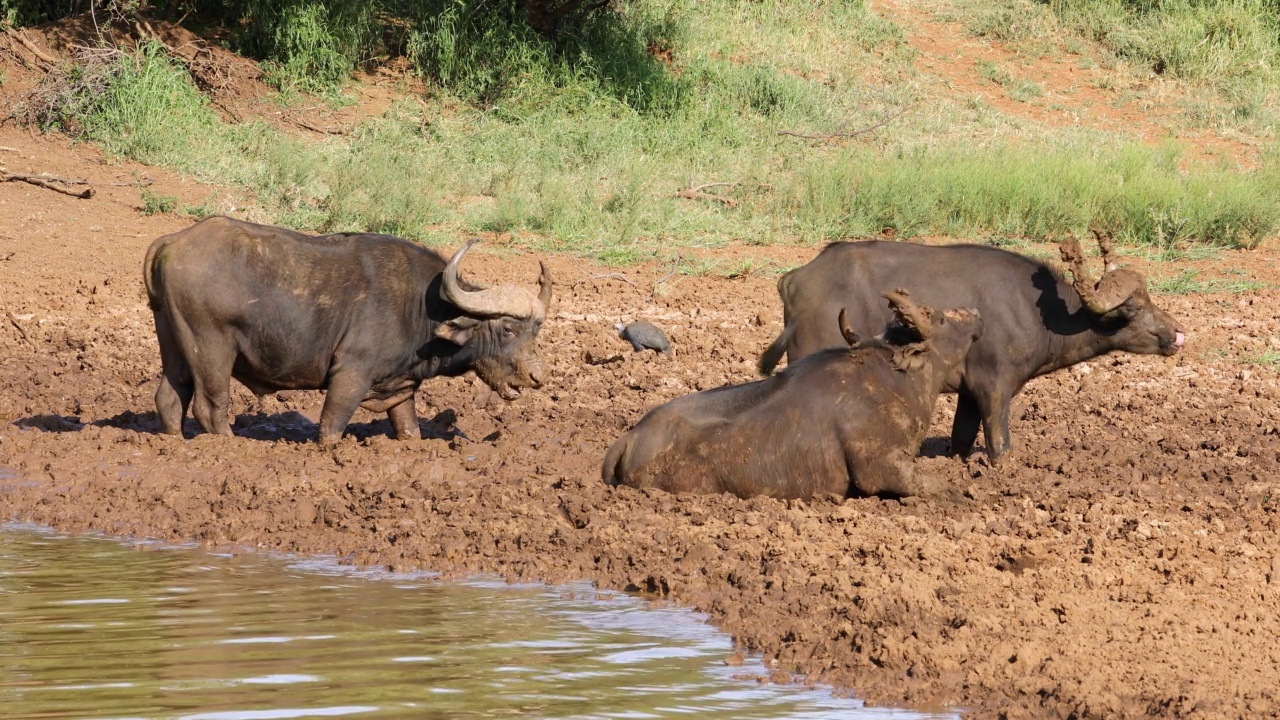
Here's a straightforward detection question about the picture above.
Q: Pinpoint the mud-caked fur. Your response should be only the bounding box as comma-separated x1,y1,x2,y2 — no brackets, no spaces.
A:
758,236,1183,463
143,216,551,443
602,295,983,499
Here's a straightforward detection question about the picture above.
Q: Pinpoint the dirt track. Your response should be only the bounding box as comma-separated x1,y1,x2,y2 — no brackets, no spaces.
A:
4,124,1280,718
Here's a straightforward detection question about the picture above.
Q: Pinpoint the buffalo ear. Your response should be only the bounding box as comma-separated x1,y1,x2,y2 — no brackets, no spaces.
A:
434,316,483,345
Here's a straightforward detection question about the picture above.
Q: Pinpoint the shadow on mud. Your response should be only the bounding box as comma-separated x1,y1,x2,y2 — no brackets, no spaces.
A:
918,436,953,458
14,409,468,444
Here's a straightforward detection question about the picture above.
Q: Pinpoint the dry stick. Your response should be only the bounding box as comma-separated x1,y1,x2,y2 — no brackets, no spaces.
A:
5,310,31,345
2,25,58,65
575,264,637,287
294,118,350,136
0,146,20,153
778,106,910,141
1,172,94,199
652,254,683,298
675,177,741,208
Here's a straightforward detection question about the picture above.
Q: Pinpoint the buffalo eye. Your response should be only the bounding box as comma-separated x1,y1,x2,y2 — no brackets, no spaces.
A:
501,323,517,339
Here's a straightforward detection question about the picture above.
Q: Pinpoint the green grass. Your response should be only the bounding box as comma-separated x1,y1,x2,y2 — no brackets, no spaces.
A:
1150,268,1266,294
15,2,1280,256
1245,349,1280,365
976,60,1044,102
139,188,179,216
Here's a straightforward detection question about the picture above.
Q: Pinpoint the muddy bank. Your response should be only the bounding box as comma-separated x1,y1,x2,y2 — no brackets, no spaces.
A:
4,125,1280,717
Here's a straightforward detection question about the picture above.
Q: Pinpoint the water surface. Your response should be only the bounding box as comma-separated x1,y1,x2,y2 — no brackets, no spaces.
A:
0,524,956,720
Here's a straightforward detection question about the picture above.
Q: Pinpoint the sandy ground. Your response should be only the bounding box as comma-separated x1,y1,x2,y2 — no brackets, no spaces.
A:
4,17,1280,719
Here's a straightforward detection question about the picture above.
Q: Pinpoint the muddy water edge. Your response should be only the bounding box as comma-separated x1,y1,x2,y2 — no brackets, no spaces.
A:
0,524,958,719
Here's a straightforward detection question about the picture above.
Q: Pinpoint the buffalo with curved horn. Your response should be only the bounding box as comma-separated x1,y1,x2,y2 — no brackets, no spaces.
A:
759,228,1183,463
144,217,552,443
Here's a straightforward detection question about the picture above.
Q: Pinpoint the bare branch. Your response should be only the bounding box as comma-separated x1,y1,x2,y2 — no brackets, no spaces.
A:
293,117,350,136
574,264,636,287
1,171,93,198
652,254,684,298
2,25,58,66
779,106,910,142
675,177,740,208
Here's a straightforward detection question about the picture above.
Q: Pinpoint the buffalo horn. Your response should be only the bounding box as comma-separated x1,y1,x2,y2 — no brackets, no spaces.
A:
882,288,932,341
837,308,860,345
1060,232,1144,315
537,261,553,308
442,240,545,319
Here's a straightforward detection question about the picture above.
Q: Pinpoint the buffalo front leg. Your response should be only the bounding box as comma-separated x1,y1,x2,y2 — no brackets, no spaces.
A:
317,374,373,445
950,390,982,458
977,390,1013,464
852,447,933,498
386,397,421,440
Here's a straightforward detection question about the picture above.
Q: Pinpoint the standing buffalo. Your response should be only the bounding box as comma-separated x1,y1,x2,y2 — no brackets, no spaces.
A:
603,291,983,499
759,230,1184,463
143,217,552,443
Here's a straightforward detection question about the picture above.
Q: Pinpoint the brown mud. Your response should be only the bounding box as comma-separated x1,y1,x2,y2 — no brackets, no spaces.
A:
3,25,1280,719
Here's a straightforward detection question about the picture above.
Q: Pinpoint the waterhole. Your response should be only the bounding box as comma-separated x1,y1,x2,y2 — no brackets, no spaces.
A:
0,524,956,719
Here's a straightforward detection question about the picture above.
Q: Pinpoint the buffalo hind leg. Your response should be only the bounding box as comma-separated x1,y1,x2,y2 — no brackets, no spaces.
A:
153,315,193,436
950,390,982,457
189,339,236,437
386,397,420,440
318,373,373,445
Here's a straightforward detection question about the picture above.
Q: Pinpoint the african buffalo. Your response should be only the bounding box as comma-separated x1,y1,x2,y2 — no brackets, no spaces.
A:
603,291,983,499
143,216,552,443
759,230,1184,463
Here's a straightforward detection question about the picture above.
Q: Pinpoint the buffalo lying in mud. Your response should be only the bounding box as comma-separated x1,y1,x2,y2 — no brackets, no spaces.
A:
603,291,983,499
758,229,1184,464
144,217,552,443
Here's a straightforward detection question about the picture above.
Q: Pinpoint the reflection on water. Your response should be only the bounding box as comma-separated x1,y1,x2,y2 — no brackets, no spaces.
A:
0,524,957,720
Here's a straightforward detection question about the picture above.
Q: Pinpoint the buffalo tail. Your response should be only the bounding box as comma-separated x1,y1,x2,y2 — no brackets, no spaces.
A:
757,322,794,376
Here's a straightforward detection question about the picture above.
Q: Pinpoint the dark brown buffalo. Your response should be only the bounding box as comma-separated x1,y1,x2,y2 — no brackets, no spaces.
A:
143,216,552,443
759,230,1184,463
602,291,983,499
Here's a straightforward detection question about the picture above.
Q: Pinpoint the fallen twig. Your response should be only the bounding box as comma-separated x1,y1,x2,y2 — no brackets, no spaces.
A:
0,146,19,153
573,264,636,287
779,106,910,142
2,25,58,66
653,254,683,297
675,176,740,208
294,118,350,136
111,178,154,187
5,309,31,345
1,171,93,198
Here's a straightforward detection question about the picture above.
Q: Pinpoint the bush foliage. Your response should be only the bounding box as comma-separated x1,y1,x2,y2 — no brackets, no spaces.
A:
7,0,1279,250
